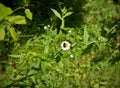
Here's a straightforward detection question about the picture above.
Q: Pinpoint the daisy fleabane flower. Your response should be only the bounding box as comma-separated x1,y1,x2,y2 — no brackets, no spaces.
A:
68,30,72,33
44,25,50,30
61,41,71,51
70,54,74,58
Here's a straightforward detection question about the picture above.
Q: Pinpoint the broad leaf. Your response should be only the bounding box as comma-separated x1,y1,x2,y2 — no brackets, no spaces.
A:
0,3,13,19
51,8,62,20
7,15,26,24
9,27,17,41
0,26,5,41
25,9,32,20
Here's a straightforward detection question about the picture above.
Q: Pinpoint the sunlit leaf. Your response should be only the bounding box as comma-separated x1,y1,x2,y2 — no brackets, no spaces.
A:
25,9,32,20
0,26,5,41
84,26,89,45
0,3,13,19
7,15,26,24
63,12,73,18
44,41,50,54
51,8,62,20
51,41,58,54
41,61,47,74
25,39,32,51
27,69,37,75
9,54,21,58
61,7,67,15
9,27,17,41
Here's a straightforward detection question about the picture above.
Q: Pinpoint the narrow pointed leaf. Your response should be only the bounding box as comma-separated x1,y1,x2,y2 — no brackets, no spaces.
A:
51,8,62,20
41,61,47,74
25,39,31,51
63,12,73,18
62,27,73,31
84,26,89,45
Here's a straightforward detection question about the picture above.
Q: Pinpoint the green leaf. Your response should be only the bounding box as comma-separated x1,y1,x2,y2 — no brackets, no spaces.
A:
7,15,26,24
0,3,13,19
41,61,47,74
9,54,21,58
84,26,89,45
23,0,31,6
9,27,17,41
27,69,37,75
6,66,14,79
25,9,32,20
62,58,70,66
62,27,73,31
25,39,31,51
52,41,58,51
0,26,5,41
63,12,73,18
61,7,67,15
51,8,62,20
44,41,50,54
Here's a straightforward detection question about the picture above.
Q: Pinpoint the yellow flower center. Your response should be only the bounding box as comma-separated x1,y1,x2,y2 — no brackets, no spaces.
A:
63,43,68,48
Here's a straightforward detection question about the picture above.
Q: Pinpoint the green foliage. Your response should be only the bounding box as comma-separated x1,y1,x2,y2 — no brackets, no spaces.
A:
0,25,5,40
0,3,32,41
0,2,33,73
0,0,120,88
25,9,32,20
6,15,26,24
9,27,17,41
0,3,13,19
51,7,73,30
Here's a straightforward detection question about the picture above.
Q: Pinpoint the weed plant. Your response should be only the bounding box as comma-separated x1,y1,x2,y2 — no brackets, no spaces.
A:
0,0,120,88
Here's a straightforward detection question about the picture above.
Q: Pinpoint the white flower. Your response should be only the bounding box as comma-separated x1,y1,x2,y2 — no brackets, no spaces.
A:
61,41,71,51
44,26,47,29
44,25,50,30
68,30,72,33
47,25,50,28
70,54,74,58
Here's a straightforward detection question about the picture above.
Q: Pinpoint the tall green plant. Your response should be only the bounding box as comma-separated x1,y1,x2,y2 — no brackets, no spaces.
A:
0,3,32,41
51,7,73,30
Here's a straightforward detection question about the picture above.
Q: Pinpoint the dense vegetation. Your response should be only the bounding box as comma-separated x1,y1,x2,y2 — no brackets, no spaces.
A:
0,0,120,88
